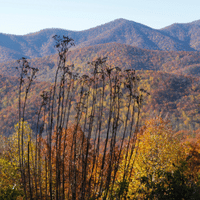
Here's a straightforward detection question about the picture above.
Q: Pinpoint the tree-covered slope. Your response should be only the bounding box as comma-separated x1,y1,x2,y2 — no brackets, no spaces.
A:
0,68,199,136
1,43,200,82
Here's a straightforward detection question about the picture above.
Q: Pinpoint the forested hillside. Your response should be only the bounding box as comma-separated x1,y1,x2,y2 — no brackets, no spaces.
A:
0,74,50,135
1,42,200,81
1,46,200,135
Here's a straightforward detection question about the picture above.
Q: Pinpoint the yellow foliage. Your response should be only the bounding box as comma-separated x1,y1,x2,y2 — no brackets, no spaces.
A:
0,121,35,192
118,117,185,199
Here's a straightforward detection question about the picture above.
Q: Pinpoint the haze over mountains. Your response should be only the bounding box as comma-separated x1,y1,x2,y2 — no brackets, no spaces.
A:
1,18,200,63
1,42,200,82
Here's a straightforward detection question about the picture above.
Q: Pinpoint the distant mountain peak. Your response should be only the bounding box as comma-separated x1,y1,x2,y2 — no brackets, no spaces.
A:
113,18,129,22
162,19,200,29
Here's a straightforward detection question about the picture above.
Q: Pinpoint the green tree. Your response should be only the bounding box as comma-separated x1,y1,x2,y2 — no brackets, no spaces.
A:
138,161,200,200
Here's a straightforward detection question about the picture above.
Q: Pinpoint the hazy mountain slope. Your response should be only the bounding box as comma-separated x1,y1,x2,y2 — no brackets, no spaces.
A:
1,43,200,83
161,19,200,51
1,19,200,62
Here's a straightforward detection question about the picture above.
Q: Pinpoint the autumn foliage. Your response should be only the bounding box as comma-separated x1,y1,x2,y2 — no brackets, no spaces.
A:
0,35,200,200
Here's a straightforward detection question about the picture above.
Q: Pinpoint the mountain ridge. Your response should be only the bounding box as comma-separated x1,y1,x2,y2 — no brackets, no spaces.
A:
0,18,200,63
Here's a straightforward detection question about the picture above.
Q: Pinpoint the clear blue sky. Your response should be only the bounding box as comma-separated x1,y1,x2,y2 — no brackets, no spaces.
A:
0,0,200,35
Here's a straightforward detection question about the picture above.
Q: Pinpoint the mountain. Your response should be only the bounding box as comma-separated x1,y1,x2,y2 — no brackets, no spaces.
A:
1,18,200,62
161,20,200,51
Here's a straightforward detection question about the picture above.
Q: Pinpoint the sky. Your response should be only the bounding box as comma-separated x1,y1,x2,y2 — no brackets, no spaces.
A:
0,0,200,35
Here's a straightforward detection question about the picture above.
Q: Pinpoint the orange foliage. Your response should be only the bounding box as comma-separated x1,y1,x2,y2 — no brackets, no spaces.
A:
183,129,200,175
40,125,93,197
